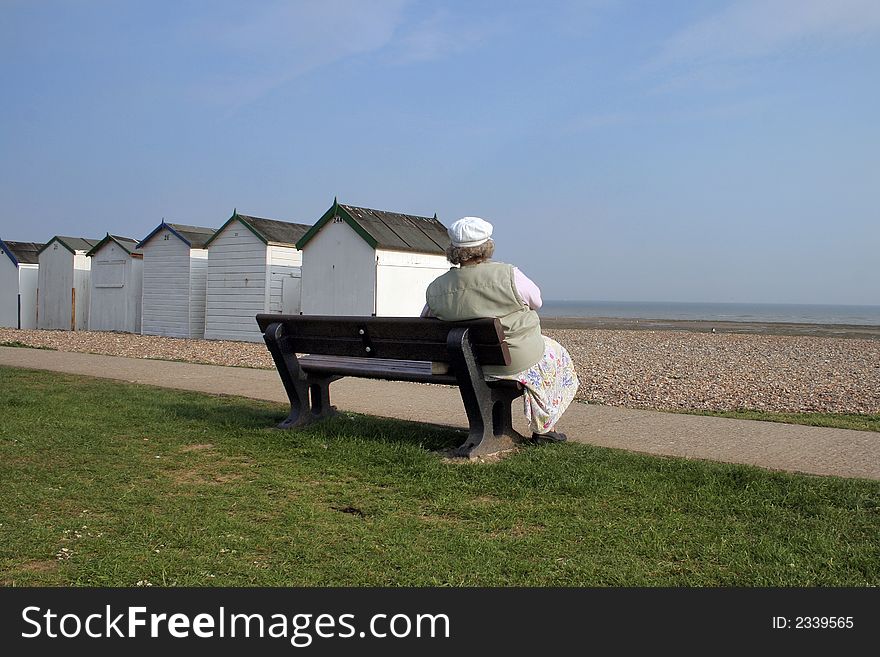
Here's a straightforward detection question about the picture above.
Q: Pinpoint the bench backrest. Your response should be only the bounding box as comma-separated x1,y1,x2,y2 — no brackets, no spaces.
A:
255,314,512,366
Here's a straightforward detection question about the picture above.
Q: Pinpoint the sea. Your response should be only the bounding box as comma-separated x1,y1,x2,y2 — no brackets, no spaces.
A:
538,300,880,326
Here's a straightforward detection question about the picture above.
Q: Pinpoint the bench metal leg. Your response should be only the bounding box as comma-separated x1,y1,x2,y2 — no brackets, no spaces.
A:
263,322,337,428
447,328,526,458
307,378,337,420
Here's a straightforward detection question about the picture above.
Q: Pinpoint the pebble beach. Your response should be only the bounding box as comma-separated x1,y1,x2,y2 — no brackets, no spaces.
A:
2,322,878,415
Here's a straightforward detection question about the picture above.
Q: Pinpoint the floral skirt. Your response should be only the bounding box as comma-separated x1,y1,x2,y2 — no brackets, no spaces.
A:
489,336,580,434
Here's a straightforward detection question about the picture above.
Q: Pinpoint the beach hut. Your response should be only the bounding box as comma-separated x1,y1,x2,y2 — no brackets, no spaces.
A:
85,234,143,333
296,200,451,317
137,221,216,339
0,239,44,329
36,236,100,330
203,211,310,342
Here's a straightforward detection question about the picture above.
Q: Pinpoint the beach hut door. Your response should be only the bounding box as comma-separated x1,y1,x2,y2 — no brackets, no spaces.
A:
282,273,302,315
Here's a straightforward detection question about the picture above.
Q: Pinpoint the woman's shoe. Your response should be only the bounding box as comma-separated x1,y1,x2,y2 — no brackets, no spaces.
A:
532,430,567,443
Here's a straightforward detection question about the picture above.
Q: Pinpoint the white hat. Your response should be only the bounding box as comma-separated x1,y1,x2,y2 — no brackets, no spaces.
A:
448,216,493,248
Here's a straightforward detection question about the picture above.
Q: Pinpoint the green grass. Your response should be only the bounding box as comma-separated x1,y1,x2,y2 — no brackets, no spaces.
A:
1,366,878,587
675,409,880,433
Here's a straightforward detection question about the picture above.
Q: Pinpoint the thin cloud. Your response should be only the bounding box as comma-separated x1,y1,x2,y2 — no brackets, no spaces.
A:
387,8,502,64
182,0,409,109
655,0,880,68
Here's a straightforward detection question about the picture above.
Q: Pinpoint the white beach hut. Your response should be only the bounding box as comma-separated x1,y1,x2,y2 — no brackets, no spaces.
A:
85,234,144,333
137,221,216,339
0,239,44,329
203,211,310,342
36,236,100,330
297,200,451,317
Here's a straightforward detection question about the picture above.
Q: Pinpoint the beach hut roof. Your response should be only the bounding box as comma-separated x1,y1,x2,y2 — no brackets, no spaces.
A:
296,200,449,254
37,236,101,256
203,211,311,248
137,221,217,249
85,234,142,257
0,239,45,266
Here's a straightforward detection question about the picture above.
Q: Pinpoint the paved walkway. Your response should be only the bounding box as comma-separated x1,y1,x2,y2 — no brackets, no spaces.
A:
2,346,878,481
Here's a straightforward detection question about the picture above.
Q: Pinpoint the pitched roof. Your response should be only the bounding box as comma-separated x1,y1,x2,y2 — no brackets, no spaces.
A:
0,240,45,266
204,211,311,248
85,234,142,257
37,236,101,256
296,201,450,254
137,221,216,249
167,223,216,249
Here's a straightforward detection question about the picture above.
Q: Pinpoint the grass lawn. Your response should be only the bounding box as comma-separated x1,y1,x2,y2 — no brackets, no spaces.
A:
1,366,877,587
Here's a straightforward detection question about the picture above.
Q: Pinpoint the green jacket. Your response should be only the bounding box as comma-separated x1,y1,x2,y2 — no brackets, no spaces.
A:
425,261,544,376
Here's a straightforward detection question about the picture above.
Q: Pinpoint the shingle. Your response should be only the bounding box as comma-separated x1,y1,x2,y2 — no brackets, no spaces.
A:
166,223,216,249
53,236,101,253
109,235,140,253
2,241,44,265
239,215,311,246
340,205,450,254
86,234,142,257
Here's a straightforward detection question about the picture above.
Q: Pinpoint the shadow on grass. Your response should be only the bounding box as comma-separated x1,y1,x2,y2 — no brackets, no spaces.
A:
276,411,467,452
152,393,466,452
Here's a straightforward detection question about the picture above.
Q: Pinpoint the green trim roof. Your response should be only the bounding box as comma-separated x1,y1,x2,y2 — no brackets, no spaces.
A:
296,201,449,254
37,236,101,256
203,211,311,248
85,234,142,257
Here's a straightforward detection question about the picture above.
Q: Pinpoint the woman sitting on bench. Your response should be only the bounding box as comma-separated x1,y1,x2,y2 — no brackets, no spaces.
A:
422,216,579,443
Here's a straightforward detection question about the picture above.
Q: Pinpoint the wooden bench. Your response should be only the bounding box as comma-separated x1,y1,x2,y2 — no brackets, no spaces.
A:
255,314,527,458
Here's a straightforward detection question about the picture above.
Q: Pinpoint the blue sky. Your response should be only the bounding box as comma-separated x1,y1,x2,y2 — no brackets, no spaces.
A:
1,0,878,304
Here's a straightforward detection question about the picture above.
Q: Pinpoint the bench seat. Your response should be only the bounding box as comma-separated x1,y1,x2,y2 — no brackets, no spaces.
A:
299,354,523,389
299,354,455,384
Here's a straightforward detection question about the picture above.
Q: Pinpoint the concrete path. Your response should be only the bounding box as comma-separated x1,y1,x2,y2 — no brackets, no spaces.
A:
2,346,878,481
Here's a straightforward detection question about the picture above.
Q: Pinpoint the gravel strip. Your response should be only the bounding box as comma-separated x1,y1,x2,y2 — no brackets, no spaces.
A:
545,328,879,415
2,327,878,415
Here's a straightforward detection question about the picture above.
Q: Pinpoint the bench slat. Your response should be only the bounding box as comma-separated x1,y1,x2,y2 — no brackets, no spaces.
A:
257,315,504,343
299,354,521,389
256,314,512,366
285,336,509,365
300,355,456,384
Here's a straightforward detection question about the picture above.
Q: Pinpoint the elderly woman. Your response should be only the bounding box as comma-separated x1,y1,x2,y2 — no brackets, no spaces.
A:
422,216,579,443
